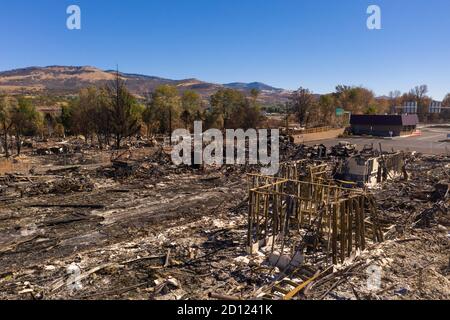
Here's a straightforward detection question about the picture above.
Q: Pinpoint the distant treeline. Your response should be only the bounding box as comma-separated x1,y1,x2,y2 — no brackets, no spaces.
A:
1,78,449,156
271,85,450,128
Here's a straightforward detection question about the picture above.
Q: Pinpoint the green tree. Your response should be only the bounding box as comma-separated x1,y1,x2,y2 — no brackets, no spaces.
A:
289,87,316,127
210,88,247,130
181,90,202,130
106,72,141,149
0,95,16,157
11,97,40,155
242,89,262,129
365,104,378,115
318,94,336,126
71,87,99,142
145,85,181,136
142,98,158,138
93,88,113,148
34,112,45,139
60,104,74,135
250,88,260,101
334,85,376,115
241,99,262,130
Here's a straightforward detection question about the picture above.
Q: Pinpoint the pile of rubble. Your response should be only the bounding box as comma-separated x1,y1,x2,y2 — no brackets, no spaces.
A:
374,154,449,228
0,137,448,301
280,136,328,161
23,177,95,196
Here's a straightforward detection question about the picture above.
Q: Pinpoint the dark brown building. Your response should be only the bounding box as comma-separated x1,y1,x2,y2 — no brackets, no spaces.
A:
350,114,419,137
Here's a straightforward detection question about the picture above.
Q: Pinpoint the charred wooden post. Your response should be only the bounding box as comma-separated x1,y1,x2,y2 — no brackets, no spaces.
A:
247,174,383,264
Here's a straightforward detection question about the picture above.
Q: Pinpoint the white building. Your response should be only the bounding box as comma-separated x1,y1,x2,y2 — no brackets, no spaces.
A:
403,101,417,114
429,101,442,114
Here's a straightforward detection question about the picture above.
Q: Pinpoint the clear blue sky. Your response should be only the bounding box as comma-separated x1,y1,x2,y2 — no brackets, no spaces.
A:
0,0,449,99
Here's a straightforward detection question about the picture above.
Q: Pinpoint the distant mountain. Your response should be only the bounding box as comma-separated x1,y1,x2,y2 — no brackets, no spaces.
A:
224,82,283,92
0,66,290,105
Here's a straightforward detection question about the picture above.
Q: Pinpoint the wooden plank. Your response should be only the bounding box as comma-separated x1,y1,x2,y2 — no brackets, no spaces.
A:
332,204,338,265
348,198,353,256
340,201,346,263
360,196,366,250
283,269,328,300
263,194,269,238
247,191,254,248
354,198,361,250
255,193,260,242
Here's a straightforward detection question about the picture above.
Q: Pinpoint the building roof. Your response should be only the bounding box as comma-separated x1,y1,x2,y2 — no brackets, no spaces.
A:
350,114,419,126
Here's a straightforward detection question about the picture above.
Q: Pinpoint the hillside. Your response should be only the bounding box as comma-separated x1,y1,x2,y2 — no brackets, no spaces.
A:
0,66,290,105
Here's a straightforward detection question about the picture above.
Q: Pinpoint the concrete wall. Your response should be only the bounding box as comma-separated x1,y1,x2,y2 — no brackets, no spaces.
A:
291,128,345,144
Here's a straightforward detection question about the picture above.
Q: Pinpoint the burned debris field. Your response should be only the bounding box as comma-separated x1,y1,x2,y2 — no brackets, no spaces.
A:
2,0,450,308
0,137,448,300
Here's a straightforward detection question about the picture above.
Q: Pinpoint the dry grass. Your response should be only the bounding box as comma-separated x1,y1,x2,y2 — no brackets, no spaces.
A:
0,158,33,175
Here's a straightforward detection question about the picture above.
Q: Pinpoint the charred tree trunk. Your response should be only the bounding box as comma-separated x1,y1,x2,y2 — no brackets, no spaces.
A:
3,131,9,158
16,134,21,156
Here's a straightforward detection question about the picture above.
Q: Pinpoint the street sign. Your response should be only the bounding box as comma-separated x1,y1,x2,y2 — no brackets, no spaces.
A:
336,108,345,116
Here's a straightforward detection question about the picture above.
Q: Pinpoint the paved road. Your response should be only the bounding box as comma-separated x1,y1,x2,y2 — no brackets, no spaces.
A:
305,126,450,155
